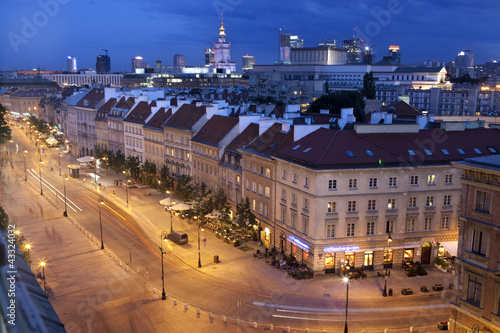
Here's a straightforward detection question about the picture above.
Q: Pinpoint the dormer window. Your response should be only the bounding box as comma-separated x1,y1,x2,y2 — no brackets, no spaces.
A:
345,150,354,157
407,149,416,156
473,148,482,155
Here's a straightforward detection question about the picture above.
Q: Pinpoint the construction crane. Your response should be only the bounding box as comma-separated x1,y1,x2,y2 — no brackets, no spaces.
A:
100,48,109,56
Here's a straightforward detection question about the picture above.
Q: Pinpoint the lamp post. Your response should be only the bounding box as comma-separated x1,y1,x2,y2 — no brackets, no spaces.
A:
23,149,28,181
159,231,169,300
40,261,46,293
25,244,31,269
98,196,104,249
167,190,175,233
196,216,203,268
343,273,350,333
63,176,68,217
39,162,43,195
58,149,62,176
382,232,393,297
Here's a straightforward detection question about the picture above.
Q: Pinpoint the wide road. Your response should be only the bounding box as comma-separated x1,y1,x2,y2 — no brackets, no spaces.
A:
3,125,452,332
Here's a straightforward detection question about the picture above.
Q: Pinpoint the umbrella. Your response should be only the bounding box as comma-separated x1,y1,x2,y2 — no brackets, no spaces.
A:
77,156,94,163
205,210,222,219
171,202,192,211
159,197,175,206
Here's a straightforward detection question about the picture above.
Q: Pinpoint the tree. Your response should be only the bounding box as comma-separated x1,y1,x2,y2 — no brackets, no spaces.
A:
0,205,9,231
0,104,12,145
140,160,157,187
235,197,256,229
362,72,376,99
125,155,141,180
306,91,366,122
174,175,194,202
110,150,125,174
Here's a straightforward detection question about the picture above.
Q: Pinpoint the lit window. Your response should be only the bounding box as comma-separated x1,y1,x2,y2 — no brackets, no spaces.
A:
327,201,336,213
427,174,436,185
426,196,434,207
387,198,396,210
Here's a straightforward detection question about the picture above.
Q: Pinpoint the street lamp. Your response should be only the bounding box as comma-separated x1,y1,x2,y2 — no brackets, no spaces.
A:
343,274,350,333
159,231,169,300
40,261,46,293
383,233,393,297
25,244,31,269
23,149,28,181
39,162,43,195
196,216,203,268
63,175,68,217
57,148,62,176
166,190,175,233
98,196,104,249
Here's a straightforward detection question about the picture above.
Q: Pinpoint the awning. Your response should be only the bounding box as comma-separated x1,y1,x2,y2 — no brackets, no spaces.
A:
439,241,458,257
77,156,94,163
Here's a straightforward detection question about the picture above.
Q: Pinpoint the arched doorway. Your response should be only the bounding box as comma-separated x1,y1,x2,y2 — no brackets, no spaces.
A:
421,242,432,264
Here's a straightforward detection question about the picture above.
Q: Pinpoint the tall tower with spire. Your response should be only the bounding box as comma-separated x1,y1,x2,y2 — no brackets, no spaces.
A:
211,14,236,73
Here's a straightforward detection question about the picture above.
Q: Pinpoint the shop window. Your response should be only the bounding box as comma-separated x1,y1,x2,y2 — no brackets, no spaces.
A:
404,249,414,261
345,252,355,267
467,275,482,306
383,249,393,268
325,253,335,272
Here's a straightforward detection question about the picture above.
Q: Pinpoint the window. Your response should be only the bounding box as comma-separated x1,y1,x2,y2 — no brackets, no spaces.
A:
426,196,434,207
292,173,298,183
475,190,491,213
389,177,397,187
424,149,433,156
291,213,296,229
347,223,355,237
265,186,270,198
265,168,271,177
252,199,256,211
424,217,433,231
441,216,450,230
246,179,250,190
441,148,450,156
303,198,309,210
410,175,419,185
348,179,357,189
366,222,375,235
259,166,264,176
292,193,297,205
367,199,376,211
222,170,226,180
345,150,354,157
386,220,394,234
252,182,257,193
258,202,263,215
328,179,337,190
407,149,416,156
473,148,482,155
471,229,487,255
258,184,263,196
407,218,415,232
326,224,335,238
445,174,453,184
457,148,466,155
327,201,336,213
281,207,286,223
427,174,436,185
443,195,451,206
487,146,499,154
347,200,357,212
302,218,308,234
369,178,378,188
282,169,287,179
281,189,286,200
365,149,374,157
304,176,309,187
467,275,482,306
387,198,396,210
408,197,417,208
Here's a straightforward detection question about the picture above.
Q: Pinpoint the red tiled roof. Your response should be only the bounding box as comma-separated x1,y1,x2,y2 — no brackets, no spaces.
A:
145,107,172,129
98,98,117,112
11,89,50,98
192,115,239,146
276,128,500,169
241,123,295,158
124,101,151,124
115,96,135,109
382,100,422,117
76,88,104,108
164,104,206,130
226,123,260,152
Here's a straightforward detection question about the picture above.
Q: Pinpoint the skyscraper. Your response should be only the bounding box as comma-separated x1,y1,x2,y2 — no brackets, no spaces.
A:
362,46,375,65
66,56,77,72
318,39,338,48
96,54,111,74
211,14,236,73
389,45,401,65
155,58,162,73
242,55,256,74
173,54,186,73
205,49,215,67
279,34,303,64
342,37,363,64
131,56,144,73
454,50,475,77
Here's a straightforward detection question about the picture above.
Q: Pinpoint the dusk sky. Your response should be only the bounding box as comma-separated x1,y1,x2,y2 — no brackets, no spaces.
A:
1,0,499,72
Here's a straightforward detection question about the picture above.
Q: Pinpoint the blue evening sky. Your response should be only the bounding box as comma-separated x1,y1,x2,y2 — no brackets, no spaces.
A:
0,0,499,72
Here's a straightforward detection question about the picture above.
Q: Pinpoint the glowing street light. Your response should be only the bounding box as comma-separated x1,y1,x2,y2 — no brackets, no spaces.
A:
40,261,46,293
343,274,350,333
25,244,31,269
98,196,104,249
382,233,393,297
23,149,28,181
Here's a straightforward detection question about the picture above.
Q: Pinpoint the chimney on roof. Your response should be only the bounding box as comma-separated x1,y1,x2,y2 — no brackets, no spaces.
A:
282,122,290,133
320,109,329,114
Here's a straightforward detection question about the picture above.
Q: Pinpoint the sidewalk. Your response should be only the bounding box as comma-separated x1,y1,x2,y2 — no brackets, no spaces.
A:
70,156,457,303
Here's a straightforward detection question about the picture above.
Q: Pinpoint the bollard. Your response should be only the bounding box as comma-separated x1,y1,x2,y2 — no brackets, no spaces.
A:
153,288,157,294
253,322,257,328
410,327,414,332
222,316,226,323
286,327,291,332
385,329,389,333
305,329,309,333
237,319,240,326
196,308,200,315
184,304,188,310
269,324,273,330
173,299,177,305
209,312,213,319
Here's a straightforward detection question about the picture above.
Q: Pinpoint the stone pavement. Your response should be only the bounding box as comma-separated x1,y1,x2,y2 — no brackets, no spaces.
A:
1,142,454,332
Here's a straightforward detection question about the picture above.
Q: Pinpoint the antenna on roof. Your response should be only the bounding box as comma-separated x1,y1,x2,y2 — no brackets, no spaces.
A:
100,48,109,56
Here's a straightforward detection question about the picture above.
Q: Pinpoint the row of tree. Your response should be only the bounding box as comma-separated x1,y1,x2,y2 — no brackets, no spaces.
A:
0,104,12,146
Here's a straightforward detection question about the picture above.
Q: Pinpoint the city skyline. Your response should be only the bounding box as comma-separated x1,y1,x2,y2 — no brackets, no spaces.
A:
1,0,499,72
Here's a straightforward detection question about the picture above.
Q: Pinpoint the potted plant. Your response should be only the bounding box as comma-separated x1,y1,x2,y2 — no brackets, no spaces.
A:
433,284,444,291
437,321,448,330
407,268,417,277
